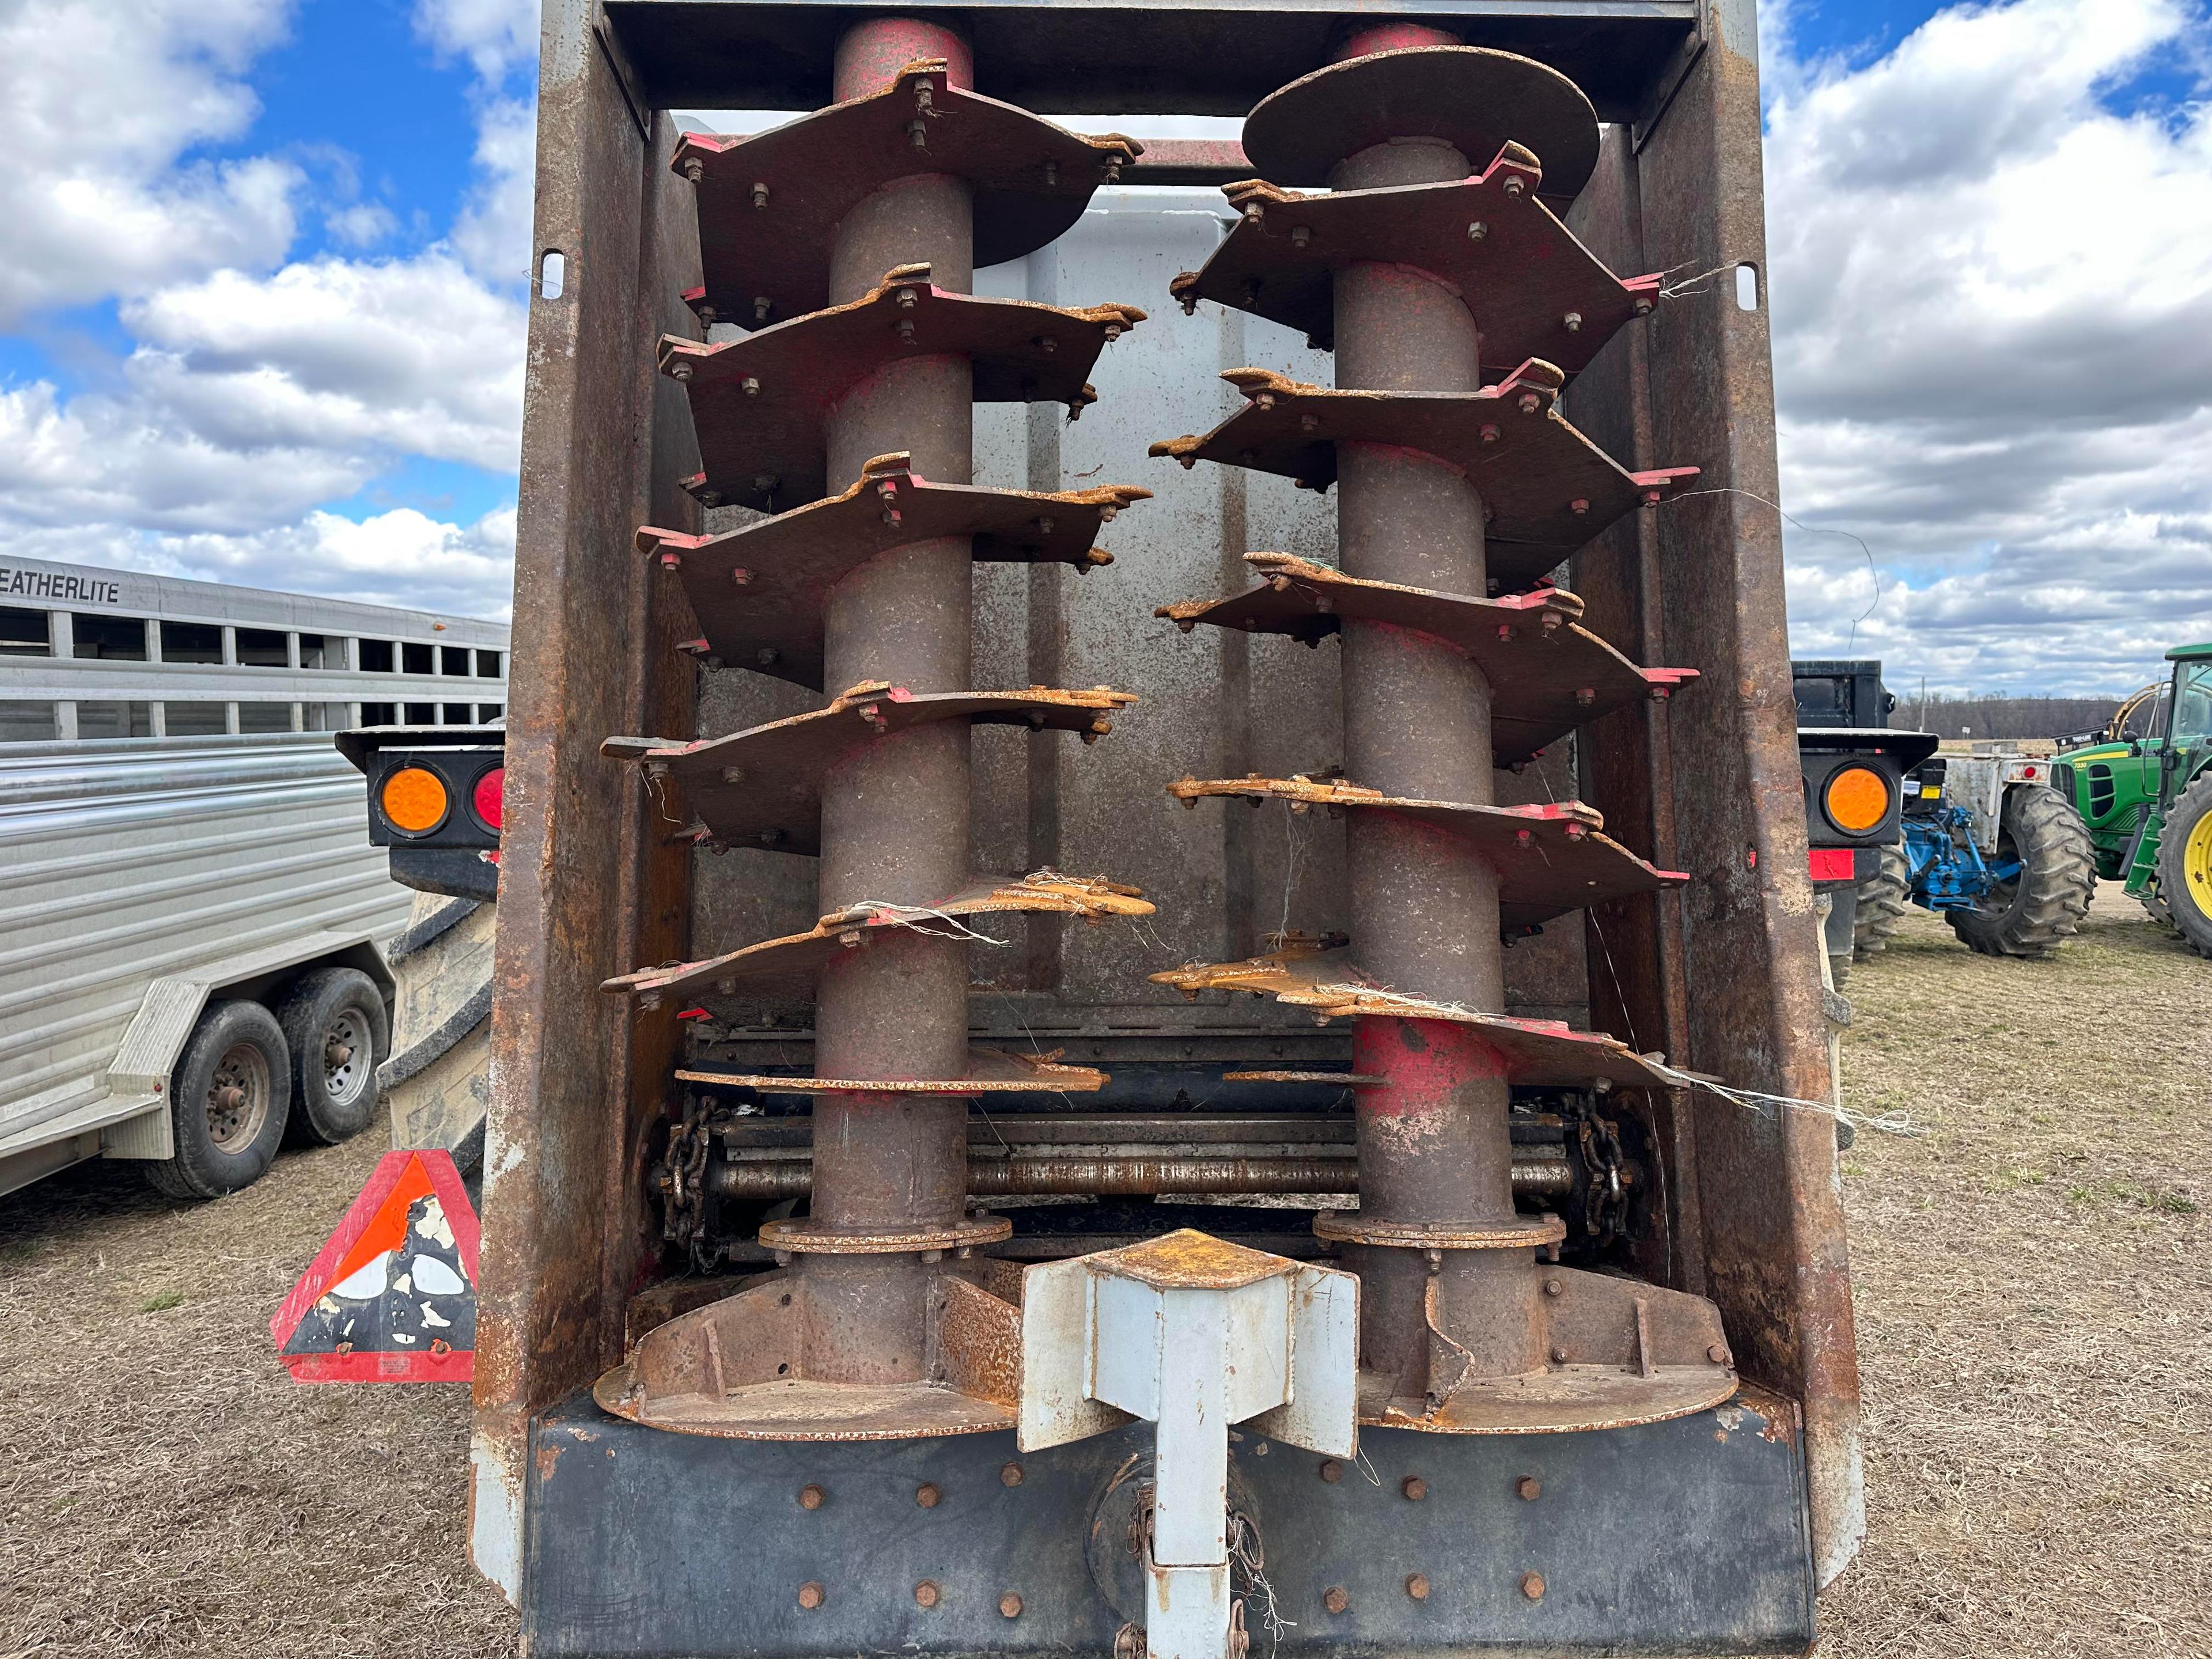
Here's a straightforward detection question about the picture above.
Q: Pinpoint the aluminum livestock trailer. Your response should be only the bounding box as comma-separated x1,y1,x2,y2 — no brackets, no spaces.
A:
0,564,509,1198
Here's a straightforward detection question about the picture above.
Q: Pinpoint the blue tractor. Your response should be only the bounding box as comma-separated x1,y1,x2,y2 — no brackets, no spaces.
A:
1794,661,2097,979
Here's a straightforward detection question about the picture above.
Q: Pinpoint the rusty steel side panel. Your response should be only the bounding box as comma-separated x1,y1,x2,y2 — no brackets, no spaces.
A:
471,0,700,1599
1562,129,1707,1300
612,71,707,1468
1630,0,1865,1585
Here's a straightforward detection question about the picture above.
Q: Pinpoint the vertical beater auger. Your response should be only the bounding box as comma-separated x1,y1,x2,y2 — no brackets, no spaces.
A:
1150,31,1738,1432
591,18,1162,1438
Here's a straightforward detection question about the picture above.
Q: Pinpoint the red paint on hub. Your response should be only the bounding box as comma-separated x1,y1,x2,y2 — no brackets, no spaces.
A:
1336,21,1462,61
834,17,973,100
1353,1015,1512,1112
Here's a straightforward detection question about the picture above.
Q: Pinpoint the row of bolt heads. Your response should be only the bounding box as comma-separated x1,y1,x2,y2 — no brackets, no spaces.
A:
791,1575,1547,1615
781,1459,1554,1611
790,1578,1548,1615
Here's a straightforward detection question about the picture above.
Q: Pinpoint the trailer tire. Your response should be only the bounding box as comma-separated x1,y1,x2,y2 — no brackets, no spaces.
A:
1945,786,2097,959
146,1000,293,1199
2152,772,2212,959
1852,843,1912,962
275,967,390,1145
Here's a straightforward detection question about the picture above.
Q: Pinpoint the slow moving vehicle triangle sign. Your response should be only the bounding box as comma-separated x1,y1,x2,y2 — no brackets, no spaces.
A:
271,1149,479,1382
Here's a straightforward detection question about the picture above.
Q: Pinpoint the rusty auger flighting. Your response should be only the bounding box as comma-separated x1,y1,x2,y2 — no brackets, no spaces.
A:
597,24,1159,1438
1148,33,1737,1438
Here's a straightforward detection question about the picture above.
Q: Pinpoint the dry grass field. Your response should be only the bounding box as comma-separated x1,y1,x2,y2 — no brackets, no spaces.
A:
1818,886,2212,1658
2,884,2206,1657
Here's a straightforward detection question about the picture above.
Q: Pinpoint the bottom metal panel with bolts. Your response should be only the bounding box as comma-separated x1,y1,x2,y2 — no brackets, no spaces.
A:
522,1385,1813,1657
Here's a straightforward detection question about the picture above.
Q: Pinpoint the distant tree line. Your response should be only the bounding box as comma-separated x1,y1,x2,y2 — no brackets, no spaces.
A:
1894,691,2128,740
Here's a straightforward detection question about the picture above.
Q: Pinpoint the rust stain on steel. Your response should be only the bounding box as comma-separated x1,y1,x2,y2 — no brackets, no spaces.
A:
1364,1363,1736,1436
1146,365,1697,589
591,1267,1029,1441
1170,157,1660,374
1314,1211,1565,1251
676,59,1139,323
610,1373,1019,1441
929,1273,1022,1407
1166,771,1684,929
1220,1070,1381,1085
1731,1380,1803,1448
1089,1228,1297,1291
759,1214,1013,1255
665,263,1147,510
635,452,1147,689
1154,551,1695,765
605,872,1153,1003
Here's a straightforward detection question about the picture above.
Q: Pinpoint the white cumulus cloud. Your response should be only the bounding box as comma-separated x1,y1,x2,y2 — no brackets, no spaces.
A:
450,97,539,285
125,256,526,475
414,0,540,86
0,0,531,624
1766,0,2212,691
0,0,303,324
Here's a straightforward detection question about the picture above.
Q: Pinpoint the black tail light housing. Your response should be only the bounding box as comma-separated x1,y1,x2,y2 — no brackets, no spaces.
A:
336,722,507,902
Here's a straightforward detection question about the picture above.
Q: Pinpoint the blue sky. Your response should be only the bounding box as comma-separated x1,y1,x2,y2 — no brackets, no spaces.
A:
0,0,2207,692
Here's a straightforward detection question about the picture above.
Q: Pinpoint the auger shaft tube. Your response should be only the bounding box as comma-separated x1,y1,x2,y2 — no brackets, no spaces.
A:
1324,51,1536,1387
801,15,981,1382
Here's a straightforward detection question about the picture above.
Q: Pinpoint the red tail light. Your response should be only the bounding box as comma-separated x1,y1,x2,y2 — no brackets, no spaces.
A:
473,767,506,831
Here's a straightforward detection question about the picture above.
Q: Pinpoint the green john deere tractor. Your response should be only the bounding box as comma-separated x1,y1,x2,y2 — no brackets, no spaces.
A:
2052,642,2212,957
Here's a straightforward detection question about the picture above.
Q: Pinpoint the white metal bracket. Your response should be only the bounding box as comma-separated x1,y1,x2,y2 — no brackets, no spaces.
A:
1020,1229,1358,1659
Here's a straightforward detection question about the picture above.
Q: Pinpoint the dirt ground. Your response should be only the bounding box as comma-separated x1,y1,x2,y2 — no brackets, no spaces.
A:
0,1116,518,1657
1817,885,2212,1659
2,885,2206,1658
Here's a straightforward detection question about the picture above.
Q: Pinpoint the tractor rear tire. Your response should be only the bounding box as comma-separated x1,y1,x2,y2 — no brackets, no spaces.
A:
1946,786,2097,959
1853,844,1912,962
2152,772,2212,958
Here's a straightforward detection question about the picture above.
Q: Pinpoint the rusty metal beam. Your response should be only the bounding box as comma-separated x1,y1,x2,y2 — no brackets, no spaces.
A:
1630,0,1862,1582
474,10,704,1594
599,1,1702,124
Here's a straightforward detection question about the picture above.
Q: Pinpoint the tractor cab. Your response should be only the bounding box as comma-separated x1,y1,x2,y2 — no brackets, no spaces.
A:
2055,645,2212,955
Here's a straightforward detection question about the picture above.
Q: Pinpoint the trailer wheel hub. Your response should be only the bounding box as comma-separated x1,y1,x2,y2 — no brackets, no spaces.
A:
206,1046,270,1149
